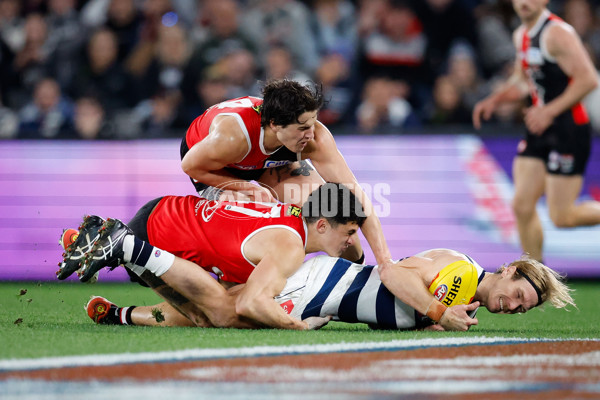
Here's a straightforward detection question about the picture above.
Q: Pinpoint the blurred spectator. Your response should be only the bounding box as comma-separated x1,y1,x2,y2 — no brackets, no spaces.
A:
356,77,419,133
45,0,86,92
221,48,260,98
315,52,355,127
0,0,24,53
125,0,175,77
263,44,311,83
446,43,485,112
182,0,257,105
473,1,515,78
132,23,190,100
69,27,136,112
357,0,428,108
410,0,478,79
128,90,187,138
425,75,471,125
195,67,229,113
0,96,18,138
356,0,387,38
18,77,74,138
310,0,358,61
563,0,600,66
241,0,320,74
11,13,50,108
73,95,116,140
104,0,144,62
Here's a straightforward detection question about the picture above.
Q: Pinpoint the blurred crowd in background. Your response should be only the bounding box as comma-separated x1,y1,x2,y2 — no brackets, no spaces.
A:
0,0,599,140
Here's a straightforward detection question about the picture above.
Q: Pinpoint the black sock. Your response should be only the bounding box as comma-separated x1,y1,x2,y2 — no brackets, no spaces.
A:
125,306,136,325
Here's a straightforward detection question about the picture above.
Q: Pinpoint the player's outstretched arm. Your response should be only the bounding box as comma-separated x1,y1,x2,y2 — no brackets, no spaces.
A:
235,229,315,330
307,121,392,266
472,29,529,130
378,256,478,331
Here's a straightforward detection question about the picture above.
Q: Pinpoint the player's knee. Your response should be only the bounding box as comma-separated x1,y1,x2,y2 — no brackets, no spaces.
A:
511,197,536,220
549,209,576,228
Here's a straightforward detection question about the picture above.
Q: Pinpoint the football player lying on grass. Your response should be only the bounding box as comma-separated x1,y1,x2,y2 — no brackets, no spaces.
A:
57,184,366,331
80,247,575,331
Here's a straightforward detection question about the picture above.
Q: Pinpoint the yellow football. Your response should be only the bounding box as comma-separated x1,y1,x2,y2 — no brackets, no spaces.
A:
429,260,478,307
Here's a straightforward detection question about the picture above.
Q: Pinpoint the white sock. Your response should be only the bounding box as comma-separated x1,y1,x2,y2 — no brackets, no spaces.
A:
123,234,175,277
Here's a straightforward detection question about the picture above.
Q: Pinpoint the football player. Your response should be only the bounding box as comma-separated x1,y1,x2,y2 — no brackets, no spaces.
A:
84,248,575,331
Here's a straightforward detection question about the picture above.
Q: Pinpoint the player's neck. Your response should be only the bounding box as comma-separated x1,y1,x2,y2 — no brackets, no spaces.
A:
522,8,546,30
473,272,493,305
303,222,321,254
263,126,283,153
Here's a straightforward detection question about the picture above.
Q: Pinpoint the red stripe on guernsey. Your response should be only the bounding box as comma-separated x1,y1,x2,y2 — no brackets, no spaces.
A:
521,31,540,106
548,13,563,22
571,102,590,125
546,13,588,124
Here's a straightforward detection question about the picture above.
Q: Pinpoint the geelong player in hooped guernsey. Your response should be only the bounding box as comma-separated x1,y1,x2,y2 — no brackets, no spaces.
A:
277,251,485,330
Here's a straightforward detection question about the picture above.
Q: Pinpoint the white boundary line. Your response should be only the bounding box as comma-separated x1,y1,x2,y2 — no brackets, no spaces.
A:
2,336,595,372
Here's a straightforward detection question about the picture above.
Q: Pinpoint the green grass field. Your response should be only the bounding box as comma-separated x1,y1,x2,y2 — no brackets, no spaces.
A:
1,280,599,360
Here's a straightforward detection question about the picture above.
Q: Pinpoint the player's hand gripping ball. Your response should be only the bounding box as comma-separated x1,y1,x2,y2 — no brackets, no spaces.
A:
429,260,478,306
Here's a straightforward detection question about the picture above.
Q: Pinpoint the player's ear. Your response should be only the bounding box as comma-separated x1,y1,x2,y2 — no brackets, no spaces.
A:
502,264,517,278
269,120,280,131
316,218,328,233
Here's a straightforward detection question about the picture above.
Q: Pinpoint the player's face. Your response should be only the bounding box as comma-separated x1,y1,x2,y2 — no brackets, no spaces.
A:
486,267,539,314
275,110,318,153
512,0,549,22
321,221,359,257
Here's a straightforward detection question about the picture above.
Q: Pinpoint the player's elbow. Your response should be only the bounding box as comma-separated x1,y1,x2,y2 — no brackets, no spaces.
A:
583,71,599,93
181,157,198,177
590,75,599,91
378,263,394,287
235,293,259,321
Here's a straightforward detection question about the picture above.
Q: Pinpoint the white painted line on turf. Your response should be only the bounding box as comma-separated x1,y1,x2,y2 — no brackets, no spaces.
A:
0,336,595,372
1,379,599,400
181,350,600,382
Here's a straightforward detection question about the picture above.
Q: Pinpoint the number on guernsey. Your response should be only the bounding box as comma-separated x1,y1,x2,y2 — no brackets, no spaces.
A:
217,98,254,109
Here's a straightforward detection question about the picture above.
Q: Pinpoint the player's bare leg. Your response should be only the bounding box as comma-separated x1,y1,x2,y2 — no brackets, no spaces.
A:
546,174,600,228
152,259,256,328
512,157,546,261
130,302,198,327
260,161,364,262
137,270,230,327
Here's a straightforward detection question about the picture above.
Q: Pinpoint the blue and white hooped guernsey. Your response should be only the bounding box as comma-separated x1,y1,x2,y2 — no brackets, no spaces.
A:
276,253,485,330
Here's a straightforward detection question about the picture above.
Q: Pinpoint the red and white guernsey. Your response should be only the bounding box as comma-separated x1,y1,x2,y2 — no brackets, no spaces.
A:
146,195,307,283
185,96,294,171
517,10,589,125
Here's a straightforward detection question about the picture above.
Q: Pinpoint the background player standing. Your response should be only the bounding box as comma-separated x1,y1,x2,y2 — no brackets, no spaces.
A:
472,0,599,261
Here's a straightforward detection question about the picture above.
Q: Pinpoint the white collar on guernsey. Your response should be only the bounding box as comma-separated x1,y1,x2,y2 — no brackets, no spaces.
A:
527,9,550,38
259,126,282,155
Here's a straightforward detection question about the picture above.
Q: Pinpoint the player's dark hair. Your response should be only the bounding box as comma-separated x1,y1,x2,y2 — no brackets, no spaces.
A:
302,183,367,228
261,79,325,127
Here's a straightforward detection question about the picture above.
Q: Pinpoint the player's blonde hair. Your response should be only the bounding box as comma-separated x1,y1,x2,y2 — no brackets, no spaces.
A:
496,256,576,309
